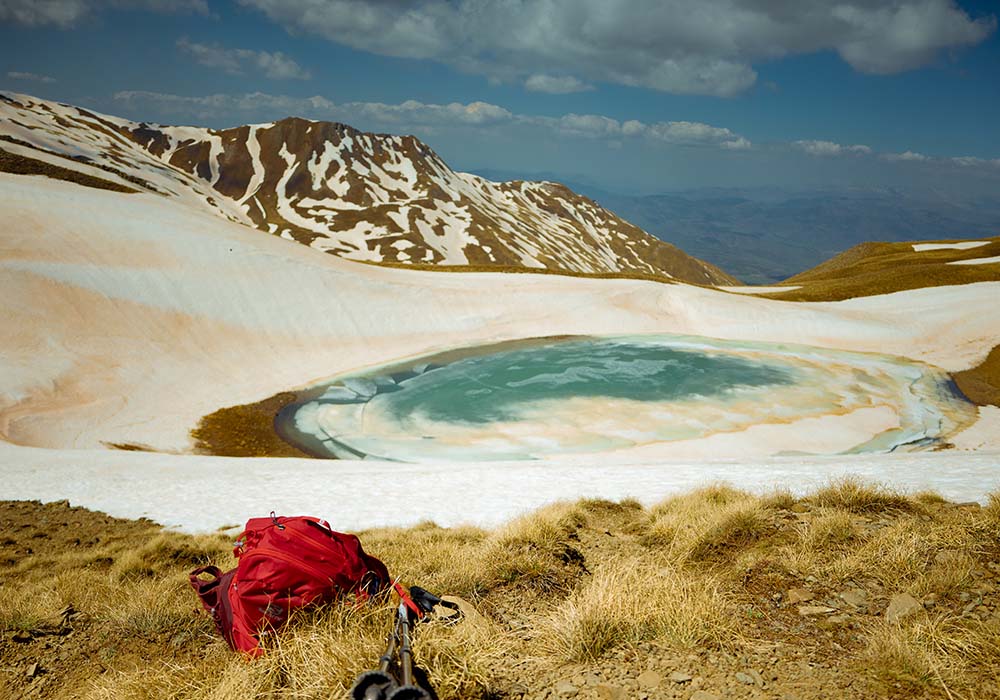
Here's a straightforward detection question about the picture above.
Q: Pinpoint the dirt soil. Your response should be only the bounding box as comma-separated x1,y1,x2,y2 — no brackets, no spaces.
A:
0,500,193,700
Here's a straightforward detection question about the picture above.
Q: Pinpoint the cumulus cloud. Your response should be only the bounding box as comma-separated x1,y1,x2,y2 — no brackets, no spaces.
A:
236,0,995,96
524,74,594,94
643,121,751,149
111,90,750,151
177,38,310,80
344,99,513,126
794,140,872,156
0,0,207,27
108,90,1000,170
113,90,334,120
7,71,56,83
522,112,752,149
882,150,931,162
832,1,995,74
951,156,1000,168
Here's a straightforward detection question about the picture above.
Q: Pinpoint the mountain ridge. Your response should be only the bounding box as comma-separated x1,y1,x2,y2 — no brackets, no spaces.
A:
0,92,736,286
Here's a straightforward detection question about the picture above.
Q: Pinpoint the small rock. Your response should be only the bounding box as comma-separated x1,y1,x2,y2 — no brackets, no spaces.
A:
885,593,923,622
690,692,721,700
669,671,693,683
595,684,624,700
440,595,483,627
935,550,962,565
798,605,837,616
962,599,983,615
555,681,578,697
786,588,814,604
956,501,981,510
26,662,39,679
636,670,660,688
735,671,755,685
839,589,868,607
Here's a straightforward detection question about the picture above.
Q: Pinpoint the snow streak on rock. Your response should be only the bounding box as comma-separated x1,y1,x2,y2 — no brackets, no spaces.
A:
0,92,736,285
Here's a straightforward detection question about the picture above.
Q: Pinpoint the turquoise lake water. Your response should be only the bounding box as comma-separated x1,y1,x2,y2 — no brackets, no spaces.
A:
278,335,974,462
379,340,794,424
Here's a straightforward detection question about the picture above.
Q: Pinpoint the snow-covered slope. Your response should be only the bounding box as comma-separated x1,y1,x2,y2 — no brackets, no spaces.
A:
2,94,998,530
0,92,736,285
2,171,998,455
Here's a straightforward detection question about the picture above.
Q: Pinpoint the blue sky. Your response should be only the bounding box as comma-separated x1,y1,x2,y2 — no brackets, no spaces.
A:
2,0,999,194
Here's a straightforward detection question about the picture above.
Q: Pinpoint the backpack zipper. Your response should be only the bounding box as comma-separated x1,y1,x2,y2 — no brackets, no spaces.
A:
239,546,337,587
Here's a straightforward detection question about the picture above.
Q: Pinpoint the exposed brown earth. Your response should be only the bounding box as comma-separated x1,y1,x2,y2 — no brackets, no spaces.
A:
0,148,137,194
3,483,999,700
191,391,313,458
954,345,1000,407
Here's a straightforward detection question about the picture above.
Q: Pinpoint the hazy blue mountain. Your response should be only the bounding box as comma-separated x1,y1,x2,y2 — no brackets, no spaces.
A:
472,169,1000,284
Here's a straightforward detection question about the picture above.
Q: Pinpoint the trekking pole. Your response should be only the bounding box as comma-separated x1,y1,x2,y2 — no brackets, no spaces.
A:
350,613,402,700
386,601,430,700
350,585,459,700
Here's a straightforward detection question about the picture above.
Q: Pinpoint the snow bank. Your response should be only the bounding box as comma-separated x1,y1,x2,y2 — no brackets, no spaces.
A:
1,441,996,533
1,173,999,529
912,241,989,252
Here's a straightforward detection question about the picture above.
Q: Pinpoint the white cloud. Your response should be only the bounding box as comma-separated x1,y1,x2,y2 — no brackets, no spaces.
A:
951,156,1000,168
833,1,995,74
524,74,594,94
236,0,995,96
107,90,999,171
882,150,930,162
794,140,872,157
643,120,750,149
111,90,750,151
344,99,514,126
113,90,334,120
6,71,56,83
177,38,310,80
0,0,207,27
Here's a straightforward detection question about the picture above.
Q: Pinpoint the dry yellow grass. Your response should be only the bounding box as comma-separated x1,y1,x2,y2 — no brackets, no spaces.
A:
3,482,1000,700
760,237,1000,302
534,559,739,663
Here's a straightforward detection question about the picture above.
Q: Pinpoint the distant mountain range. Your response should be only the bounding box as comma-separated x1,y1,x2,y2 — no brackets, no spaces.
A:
0,93,735,286
475,169,1000,285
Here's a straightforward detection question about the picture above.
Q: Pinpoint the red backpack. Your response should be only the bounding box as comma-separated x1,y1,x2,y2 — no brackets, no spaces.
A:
189,514,390,657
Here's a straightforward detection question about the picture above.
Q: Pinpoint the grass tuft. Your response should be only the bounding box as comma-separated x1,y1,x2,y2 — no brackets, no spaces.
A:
534,559,739,662
811,476,915,514
688,507,770,563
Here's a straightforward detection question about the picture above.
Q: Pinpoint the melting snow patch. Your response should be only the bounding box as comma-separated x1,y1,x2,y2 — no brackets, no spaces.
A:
948,255,1000,266
721,286,802,294
912,241,990,252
